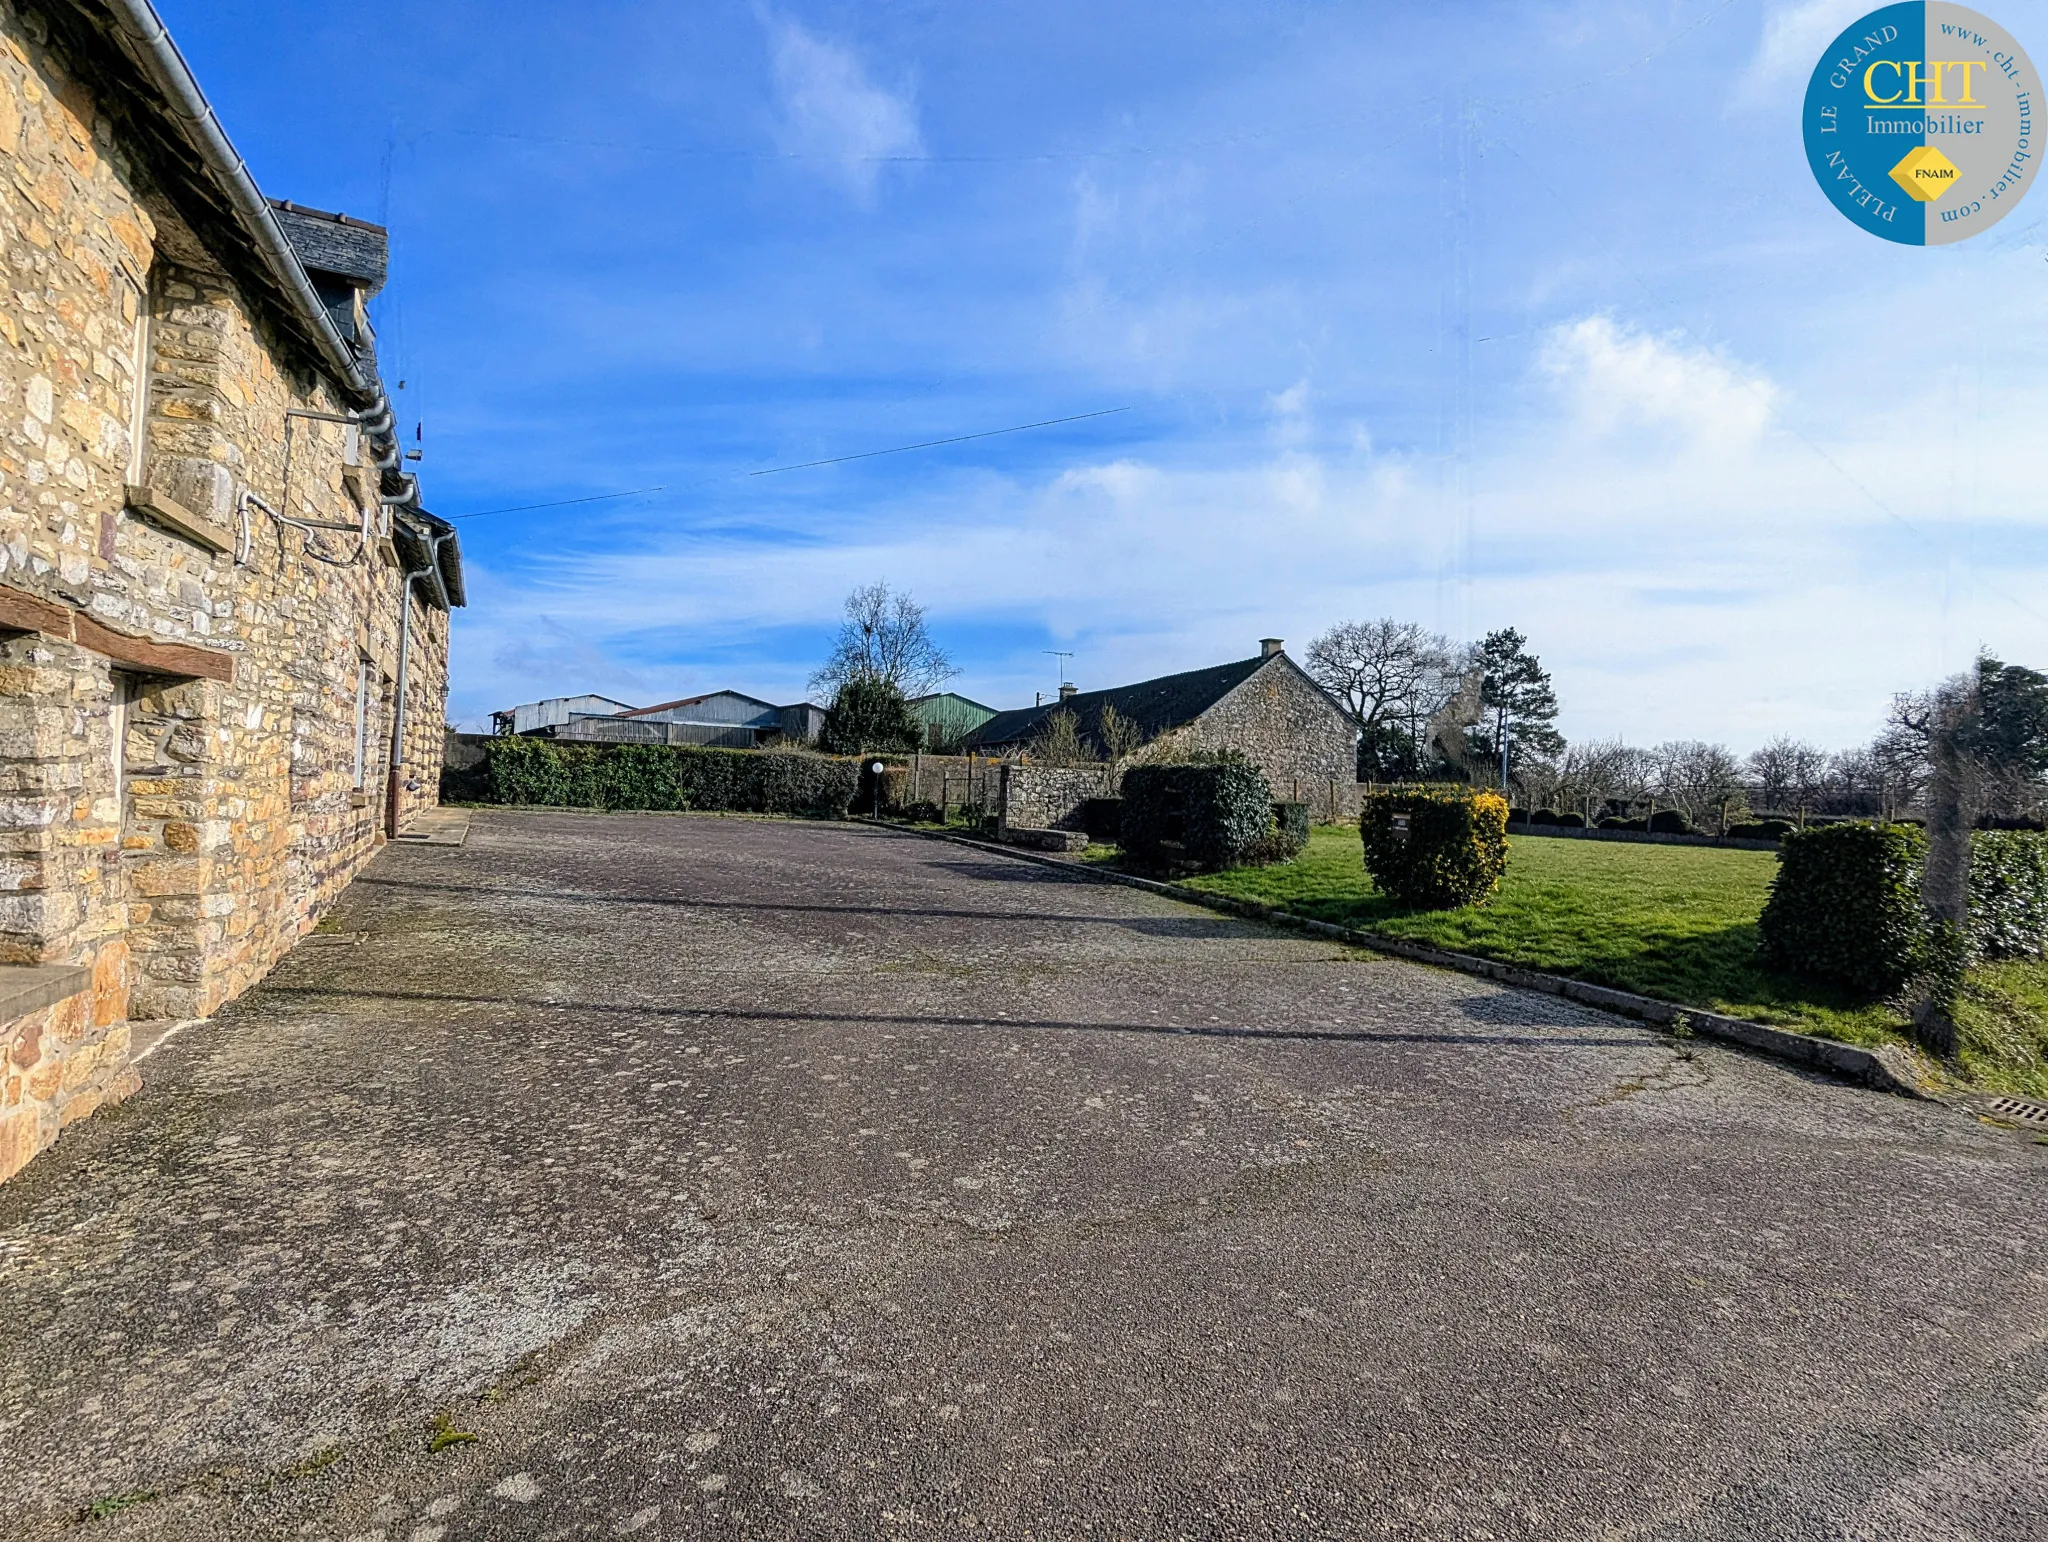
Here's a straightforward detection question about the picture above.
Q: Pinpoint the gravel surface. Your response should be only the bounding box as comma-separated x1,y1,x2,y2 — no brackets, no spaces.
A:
1,810,2043,1541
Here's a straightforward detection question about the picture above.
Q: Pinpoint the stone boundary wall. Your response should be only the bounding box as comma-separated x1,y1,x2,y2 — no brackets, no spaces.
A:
0,963,136,1183
998,763,1113,834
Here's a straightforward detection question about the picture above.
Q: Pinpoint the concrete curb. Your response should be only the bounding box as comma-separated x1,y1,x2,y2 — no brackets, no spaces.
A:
852,818,1938,1103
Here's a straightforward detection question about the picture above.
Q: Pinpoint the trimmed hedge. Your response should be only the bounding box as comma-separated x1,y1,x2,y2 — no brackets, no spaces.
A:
1273,800,1311,850
1728,819,1796,843
482,736,858,817
1120,762,1274,873
1080,797,1124,841
1758,823,1926,992
1553,811,1587,829
1762,824,2048,989
1970,830,2048,959
1361,788,1509,909
1648,809,1695,835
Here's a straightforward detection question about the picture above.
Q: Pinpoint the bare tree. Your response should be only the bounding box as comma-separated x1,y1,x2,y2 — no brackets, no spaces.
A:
1029,708,1096,767
1652,741,1746,827
1306,620,1455,732
810,581,955,698
1095,704,1146,762
1746,736,1827,813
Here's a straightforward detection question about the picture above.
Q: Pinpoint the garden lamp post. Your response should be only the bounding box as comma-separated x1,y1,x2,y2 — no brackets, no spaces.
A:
870,760,886,818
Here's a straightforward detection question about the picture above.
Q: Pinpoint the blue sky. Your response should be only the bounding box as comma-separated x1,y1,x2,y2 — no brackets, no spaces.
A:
160,0,2048,746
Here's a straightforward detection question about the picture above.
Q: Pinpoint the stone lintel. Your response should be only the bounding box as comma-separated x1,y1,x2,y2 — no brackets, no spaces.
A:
0,963,92,1025
0,581,235,684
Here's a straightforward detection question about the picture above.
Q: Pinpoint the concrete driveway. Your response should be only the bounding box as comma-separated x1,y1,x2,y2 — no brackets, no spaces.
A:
2,811,2043,1540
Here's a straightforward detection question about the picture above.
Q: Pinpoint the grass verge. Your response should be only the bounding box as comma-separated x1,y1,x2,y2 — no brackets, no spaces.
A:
1104,827,2048,1100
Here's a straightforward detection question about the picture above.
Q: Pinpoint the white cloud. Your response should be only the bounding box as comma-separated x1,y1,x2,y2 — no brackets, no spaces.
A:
764,15,922,200
1736,0,1871,104
1539,314,1776,448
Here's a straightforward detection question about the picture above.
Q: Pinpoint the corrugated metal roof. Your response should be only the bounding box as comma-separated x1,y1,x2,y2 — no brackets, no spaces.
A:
619,691,779,721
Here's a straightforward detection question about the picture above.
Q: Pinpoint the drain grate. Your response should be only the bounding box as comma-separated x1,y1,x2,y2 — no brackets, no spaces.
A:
1981,1095,2048,1130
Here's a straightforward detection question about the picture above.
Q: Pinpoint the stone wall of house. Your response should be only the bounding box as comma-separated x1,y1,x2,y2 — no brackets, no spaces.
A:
0,3,452,1178
1157,656,1360,823
0,966,132,1182
999,763,1113,833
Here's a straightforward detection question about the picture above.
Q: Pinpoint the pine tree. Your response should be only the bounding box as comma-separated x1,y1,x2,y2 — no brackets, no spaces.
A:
1471,628,1564,780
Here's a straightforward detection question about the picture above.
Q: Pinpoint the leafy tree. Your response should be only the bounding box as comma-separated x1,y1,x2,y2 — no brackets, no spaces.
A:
1469,627,1564,780
819,676,920,755
1962,656,2048,783
811,581,954,698
1358,720,1425,780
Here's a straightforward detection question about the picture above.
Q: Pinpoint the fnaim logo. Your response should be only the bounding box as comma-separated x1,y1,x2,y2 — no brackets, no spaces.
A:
1804,3,2039,243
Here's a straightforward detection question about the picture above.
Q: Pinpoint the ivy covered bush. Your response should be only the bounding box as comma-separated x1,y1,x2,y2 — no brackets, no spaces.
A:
1970,830,2048,959
1120,761,1275,873
1758,823,1927,991
1360,788,1509,909
482,736,858,817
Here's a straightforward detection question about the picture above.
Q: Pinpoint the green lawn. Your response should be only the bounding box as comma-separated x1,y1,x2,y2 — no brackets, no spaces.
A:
1109,827,2048,1099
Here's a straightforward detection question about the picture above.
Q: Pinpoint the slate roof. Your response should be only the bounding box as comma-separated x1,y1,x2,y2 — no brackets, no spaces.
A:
963,655,1272,751
269,201,390,292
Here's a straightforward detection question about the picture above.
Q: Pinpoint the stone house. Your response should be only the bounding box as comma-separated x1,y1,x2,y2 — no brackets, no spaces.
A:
965,640,1361,819
0,0,462,1182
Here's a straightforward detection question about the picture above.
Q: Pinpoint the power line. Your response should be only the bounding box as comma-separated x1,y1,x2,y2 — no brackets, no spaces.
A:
746,408,1132,477
449,486,666,521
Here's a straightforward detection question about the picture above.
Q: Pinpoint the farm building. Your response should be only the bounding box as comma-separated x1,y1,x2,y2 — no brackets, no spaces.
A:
492,691,827,748
908,691,996,750
490,695,635,736
964,640,1359,810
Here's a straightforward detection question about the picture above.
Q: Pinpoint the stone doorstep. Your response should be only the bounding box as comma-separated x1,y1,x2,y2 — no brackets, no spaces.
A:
128,1017,203,1064
0,963,92,1025
999,826,1090,853
852,819,1941,1105
395,808,471,846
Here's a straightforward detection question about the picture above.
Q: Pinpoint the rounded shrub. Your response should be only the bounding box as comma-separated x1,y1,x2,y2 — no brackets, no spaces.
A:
1361,789,1509,909
1553,811,1587,829
1529,808,1560,826
1648,809,1695,835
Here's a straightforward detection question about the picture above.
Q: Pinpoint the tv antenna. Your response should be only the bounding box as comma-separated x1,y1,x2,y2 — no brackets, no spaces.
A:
1044,650,1075,688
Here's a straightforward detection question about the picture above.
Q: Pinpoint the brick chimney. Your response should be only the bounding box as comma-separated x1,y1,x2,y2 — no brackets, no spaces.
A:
1058,682,1077,701
1260,638,1284,658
